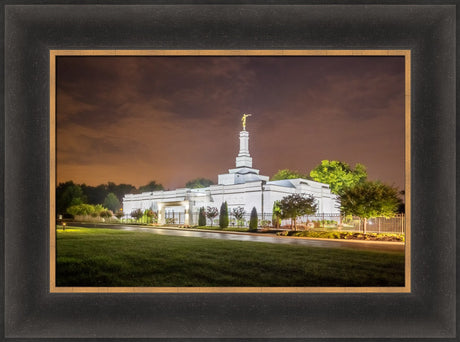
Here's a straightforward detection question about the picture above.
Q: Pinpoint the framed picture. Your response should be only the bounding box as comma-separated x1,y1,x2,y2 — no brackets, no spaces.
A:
3,2,456,340
50,49,410,294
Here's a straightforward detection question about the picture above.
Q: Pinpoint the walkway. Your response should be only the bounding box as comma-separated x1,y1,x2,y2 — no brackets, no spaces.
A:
66,223,405,252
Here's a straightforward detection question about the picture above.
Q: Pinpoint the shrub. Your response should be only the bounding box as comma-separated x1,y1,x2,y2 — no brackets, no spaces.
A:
272,201,282,228
260,220,271,227
143,209,157,224
249,207,258,232
198,207,206,226
100,210,113,218
66,203,95,217
130,209,143,221
219,201,229,229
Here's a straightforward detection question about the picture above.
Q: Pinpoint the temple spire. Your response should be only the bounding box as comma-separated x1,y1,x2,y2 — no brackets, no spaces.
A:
235,130,252,168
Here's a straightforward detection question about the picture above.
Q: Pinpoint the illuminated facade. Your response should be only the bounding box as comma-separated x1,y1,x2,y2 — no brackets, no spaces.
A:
123,128,339,225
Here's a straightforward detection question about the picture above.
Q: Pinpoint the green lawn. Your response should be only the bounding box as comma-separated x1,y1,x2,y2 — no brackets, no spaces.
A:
56,228,405,287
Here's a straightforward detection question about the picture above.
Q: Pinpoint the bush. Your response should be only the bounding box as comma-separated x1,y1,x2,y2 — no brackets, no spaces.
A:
219,202,229,229
66,203,95,217
165,218,175,225
100,210,113,218
198,207,206,226
130,209,143,221
287,230,405,242
260,220,271,227
249,207,258,232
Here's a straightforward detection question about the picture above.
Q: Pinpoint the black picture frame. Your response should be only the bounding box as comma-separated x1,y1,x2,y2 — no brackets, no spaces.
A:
2,2,456,340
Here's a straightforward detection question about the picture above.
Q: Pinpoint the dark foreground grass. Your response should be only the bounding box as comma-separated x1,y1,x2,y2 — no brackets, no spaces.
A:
56,228,405,287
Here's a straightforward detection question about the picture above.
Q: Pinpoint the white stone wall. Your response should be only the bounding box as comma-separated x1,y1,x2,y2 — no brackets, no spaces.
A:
122,178,339,224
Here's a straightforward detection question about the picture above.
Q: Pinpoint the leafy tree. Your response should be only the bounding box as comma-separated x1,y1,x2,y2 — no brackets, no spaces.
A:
143,209,156,224
272,201,282,228
107,182,136,201
103,192,121,212
198,207,207,226
271,169,306,181
138,181,164,193
338,181,400,233
93,204,106,216
206,207,219,227
130,209,144,221
231,206,246,227
186,178,214,189
56,181,86,216
219,201,229,229
80,183,107,205
278,194,318,230
66,203,95,217
249,207,258,232
309,160,367,195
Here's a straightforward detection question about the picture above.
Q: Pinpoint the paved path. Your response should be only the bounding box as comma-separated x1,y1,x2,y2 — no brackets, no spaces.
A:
66,223,405,252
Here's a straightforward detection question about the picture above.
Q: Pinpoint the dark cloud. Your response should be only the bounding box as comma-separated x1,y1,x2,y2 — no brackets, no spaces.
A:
56,55,405,190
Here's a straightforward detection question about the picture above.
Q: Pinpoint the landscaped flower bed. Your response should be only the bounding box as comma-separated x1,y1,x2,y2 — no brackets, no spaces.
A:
276,230,405,242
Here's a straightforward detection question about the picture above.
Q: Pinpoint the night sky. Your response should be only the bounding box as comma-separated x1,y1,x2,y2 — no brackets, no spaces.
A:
56,55,405,191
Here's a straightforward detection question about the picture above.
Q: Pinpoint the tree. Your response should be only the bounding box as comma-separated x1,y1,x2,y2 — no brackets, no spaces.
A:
185,178,214,189
198,207,207,226
103,192,121,212
271,169,306,181
107,182,137,202
338,181,401,234
249,207,258,232
272,201,282,228
278,194,318,230
93,204,106,217
138,181,164,193
206,207,219,227
80,183,107,205
143,209,156,224
56,181,86,216
130,209,143,221
231,206,246,227
219,201,229,229
309,160,367,195
81,182,137,205
66,203,95,218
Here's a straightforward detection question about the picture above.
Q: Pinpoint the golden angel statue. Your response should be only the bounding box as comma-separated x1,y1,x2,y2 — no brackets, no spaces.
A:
241,113,252,130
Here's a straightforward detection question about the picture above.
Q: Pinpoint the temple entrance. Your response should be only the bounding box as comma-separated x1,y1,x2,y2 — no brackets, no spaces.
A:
164,207,187,225
157,200,191,226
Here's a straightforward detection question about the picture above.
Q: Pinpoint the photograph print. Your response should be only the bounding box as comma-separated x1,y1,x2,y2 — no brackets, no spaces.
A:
52,51,409,291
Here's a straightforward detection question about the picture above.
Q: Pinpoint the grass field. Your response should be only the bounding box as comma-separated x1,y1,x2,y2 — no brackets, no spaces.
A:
56,228,405,287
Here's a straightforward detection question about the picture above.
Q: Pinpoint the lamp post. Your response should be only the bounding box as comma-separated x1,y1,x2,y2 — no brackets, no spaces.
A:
261,180,266,222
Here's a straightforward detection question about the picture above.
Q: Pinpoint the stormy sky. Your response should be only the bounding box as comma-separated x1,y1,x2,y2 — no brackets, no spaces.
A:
56,55,406,191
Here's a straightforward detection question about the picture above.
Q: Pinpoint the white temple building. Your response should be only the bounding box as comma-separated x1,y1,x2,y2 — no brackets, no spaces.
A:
123,118,339,225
